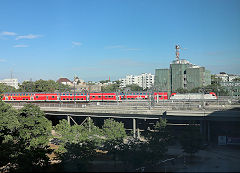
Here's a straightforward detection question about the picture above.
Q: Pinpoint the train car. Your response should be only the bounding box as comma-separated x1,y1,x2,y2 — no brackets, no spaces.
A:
89,92,118,102
154,92,168,100
34,93,58,101
3,93,33,101
121,92,149,100
60,92,87,102
170,92,217,100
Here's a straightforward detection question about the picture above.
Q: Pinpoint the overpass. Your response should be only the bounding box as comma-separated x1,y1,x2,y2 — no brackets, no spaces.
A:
11,102,240,140
12,103,240,121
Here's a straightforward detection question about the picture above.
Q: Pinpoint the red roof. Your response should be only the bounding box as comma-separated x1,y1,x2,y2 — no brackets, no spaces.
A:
57,78,72,83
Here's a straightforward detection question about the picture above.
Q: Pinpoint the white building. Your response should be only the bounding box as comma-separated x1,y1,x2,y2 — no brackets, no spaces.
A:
215,72,240,82
0,78,19,89
120,73,154,90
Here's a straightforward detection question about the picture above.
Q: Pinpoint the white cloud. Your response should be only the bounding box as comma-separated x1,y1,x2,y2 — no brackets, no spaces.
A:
0,58,6,62
13,44,29,48
72,41,83,46
1,31,17,36
16,34,41,40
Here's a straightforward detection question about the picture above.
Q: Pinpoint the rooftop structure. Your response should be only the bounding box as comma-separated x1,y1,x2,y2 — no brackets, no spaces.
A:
57,78,72,86
0,78,19,89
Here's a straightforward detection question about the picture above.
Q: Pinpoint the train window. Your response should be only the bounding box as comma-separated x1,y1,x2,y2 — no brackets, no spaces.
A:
92,96,95,98
81,98,83,100
77,98,79,100
98,96,101,98
36,96,39,98
26,94,28,96
140,93,142,95
70,98,72,100
67,98,69,100
70,94,72,96
63,93,65,96
63,98,65,100
26,99,28,100
52,96,54,98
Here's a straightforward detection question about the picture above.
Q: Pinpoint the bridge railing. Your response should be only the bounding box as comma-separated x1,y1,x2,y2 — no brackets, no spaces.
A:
8,100,239,111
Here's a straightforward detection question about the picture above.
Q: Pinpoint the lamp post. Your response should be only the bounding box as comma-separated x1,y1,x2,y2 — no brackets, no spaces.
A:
74,81,76,106
59,82,62,107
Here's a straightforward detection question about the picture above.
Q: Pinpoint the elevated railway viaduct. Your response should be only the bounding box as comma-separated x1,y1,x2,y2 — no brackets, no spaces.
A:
11,102,240,143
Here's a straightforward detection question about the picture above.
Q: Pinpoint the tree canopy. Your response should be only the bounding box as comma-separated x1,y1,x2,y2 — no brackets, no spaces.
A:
18,79,71,92
179,122,203,156
126,84,143,91
0,102,53,171
0,83,16,94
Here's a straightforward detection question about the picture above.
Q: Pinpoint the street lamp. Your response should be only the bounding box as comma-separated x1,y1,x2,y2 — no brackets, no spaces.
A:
59,82,62,107
74,81,76,106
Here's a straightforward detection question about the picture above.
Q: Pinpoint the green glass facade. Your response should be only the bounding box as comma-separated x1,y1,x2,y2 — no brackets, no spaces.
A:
155,60,211,93
154,69,171,94
170,63,190,91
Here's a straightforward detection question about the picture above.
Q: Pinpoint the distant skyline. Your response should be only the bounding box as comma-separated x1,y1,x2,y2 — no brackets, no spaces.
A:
0,0,240,82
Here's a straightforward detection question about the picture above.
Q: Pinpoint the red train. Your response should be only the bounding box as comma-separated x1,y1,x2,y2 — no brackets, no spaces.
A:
1,92,168,102
1,91,217,102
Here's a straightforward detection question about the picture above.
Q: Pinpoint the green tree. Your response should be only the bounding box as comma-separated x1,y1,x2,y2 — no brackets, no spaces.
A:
16,104,53,171
101,83,121,92
233,77,240,82
102,118,126,142
175,88,189,93
58,141,97,172
0,101,20,168
126,84,143,91
99,80,110,84
0,103,53,171
102,119,127,166
143,118,170,164
54,118,101,171
179,122,203,157
18,81,35,92
18,79,71,93
0,83,16,93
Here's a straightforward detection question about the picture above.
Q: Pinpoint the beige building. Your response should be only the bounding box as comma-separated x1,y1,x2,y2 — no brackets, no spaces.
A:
0,78,19,89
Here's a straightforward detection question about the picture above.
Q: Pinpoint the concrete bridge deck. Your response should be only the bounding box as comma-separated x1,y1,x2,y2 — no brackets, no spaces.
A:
12,103,240,121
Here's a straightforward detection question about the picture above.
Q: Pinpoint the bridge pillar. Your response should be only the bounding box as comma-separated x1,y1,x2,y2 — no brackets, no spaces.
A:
137,128,140,139
67,115,70,125
133,118,136,138
88,116,91,132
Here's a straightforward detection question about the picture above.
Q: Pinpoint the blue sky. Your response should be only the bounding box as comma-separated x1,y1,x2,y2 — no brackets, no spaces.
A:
0,0,240,82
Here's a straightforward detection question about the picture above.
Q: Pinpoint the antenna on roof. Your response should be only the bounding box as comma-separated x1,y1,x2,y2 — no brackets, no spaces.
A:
175,45,180,61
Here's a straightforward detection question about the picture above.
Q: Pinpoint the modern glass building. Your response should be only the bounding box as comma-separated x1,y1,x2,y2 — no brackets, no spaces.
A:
155,59,211,94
